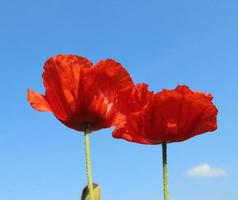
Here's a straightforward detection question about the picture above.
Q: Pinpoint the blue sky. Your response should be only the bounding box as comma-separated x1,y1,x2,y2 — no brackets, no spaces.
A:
0,0,237,199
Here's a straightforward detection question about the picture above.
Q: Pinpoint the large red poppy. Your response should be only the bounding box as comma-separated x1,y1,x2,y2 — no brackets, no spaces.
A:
113,85,218,144
27,54,134,132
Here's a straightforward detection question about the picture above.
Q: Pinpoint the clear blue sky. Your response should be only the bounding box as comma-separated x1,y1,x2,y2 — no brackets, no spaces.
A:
0,0,237,199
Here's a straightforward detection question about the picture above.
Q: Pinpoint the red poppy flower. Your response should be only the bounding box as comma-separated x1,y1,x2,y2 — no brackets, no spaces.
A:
27,54,134,132
113,85,218,144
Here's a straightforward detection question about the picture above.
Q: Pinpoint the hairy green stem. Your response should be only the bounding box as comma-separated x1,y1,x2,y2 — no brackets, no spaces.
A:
162,142,169,200
84,124,94,200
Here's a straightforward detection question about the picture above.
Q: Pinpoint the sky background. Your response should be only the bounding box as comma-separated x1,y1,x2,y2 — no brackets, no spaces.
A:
0,0,237,200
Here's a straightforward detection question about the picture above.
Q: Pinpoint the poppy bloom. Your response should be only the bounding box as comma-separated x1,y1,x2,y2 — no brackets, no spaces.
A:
113,85,218,144
27,54,134,132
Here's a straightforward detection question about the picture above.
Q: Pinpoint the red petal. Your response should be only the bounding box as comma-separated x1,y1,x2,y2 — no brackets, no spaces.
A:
42,54,93,121
93,59,134,93
151,85,218,142
127,83,153,112
27,89,51,112
90,59,135,128
112,83,154,144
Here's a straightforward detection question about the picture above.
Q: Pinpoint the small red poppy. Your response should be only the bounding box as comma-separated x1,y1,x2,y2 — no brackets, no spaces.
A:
27,54,134,132
113,85,218,144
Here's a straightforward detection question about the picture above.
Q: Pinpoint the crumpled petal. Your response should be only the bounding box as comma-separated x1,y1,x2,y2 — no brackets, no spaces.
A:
112,83,153,142
152,85,218,142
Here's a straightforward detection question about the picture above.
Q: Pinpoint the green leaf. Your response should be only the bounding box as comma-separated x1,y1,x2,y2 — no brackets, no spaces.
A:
81,183,101,200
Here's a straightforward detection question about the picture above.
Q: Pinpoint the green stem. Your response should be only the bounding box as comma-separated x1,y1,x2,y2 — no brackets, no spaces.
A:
162,142,169,200
84,124,94,200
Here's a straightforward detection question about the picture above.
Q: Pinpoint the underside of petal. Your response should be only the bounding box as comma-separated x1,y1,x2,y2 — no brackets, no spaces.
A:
27,89,51,112
93,59,134,93
42,54,93,120
112,110,155,145
152,85,218,142
91,59,135,117
127,83,153,112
